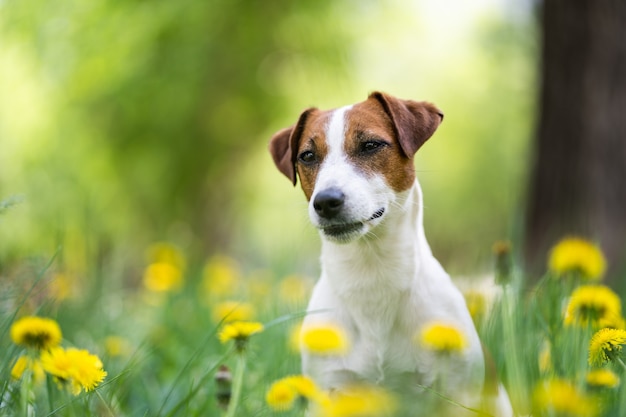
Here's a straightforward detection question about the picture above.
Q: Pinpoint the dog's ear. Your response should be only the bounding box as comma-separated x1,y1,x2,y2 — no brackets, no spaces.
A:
269,108,316,186
369,91,444,158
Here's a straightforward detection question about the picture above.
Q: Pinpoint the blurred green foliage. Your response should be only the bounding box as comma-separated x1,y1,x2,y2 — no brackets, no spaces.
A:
0,0,353,263
0,1,536,276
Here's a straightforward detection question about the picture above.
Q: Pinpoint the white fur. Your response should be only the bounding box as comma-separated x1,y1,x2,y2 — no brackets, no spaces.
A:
301,108,513,416
308,106,390,240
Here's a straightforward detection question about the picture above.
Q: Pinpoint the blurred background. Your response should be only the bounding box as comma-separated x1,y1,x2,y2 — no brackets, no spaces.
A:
1,0,624,285
3,3,626,415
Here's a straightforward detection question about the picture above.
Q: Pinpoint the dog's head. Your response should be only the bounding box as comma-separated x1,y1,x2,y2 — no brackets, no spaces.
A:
269,91,443,243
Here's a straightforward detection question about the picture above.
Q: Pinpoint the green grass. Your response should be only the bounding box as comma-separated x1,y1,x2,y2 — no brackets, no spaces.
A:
1,239,625,417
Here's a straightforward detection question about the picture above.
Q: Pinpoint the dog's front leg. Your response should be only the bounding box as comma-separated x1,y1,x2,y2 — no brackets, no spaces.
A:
300,279,362,390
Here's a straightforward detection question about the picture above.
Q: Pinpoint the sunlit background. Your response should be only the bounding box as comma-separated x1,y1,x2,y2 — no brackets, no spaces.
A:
0,0,536,279
6,3,626,415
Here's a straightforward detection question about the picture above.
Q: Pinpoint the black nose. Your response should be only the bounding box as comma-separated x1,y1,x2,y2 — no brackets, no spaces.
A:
313,188,345,219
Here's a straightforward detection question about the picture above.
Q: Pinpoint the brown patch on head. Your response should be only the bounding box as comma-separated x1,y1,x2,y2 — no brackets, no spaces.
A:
269,107,333,201
294,110,332,200
341,93,444,192
369,91,444,158
269,91,443,196
269,107,317,185
343,100,416,192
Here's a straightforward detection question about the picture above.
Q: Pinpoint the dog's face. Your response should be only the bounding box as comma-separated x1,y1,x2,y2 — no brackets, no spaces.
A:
270,92,443,243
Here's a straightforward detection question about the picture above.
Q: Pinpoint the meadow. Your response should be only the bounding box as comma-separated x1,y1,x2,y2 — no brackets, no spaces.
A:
2,209,625,417
2,1,624,416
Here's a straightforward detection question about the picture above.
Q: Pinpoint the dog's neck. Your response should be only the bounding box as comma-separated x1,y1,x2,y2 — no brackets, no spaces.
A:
319,180,434,300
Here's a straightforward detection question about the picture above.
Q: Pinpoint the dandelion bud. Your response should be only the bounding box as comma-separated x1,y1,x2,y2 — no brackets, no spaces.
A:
215,365,232,410
493,240,513,286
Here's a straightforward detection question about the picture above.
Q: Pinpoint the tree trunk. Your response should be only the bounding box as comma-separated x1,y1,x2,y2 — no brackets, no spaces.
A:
525,0,626,285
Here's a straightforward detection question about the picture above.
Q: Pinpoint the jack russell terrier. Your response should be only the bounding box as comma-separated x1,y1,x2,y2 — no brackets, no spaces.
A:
269,92,513,416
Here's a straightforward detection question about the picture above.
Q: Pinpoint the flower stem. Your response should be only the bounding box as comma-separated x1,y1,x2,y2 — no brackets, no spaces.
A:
20,369,31,417
224,353,246,417
616,357,626,373
46,373,55,413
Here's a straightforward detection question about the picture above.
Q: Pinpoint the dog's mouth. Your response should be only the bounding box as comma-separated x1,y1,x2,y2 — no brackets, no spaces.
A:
320,208,385,241
321,222,364,238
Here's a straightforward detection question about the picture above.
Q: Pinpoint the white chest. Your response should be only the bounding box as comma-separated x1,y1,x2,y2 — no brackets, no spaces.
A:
343,302,434,386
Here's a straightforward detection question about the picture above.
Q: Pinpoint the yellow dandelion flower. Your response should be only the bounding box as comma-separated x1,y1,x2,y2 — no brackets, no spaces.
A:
283,375,324,401
41,347,107,395
318,385,397,417
549,237,606,280
589,328,626,367
145,242,186,271
533,379,598,417
266,379,298,411
301,323,350,356
104,336,132,357
248,279,272,302
11,356,29,380
218,321,264,351
11,356,45,383
418,322,468,354
246,270,272,297
564,285,622,328
279,275,312,303
143,262,183,292
605,315,626,329
586,369,620,389
49,273,76,301
464,291,487,324
10,316,62,350
202,255,241,297
266,375,324,411
288,323,303,353
596,314,626,331
538,341,552,374
212,301,255,323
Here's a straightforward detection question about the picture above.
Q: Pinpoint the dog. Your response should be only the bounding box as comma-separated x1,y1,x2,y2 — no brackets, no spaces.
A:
269,91,513,416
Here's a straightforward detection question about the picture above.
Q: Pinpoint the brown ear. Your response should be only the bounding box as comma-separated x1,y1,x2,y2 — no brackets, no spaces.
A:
269,108,316,186
369,91,444,157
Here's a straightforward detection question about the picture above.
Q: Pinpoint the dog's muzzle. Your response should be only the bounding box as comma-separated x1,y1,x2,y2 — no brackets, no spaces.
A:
313,188,386,242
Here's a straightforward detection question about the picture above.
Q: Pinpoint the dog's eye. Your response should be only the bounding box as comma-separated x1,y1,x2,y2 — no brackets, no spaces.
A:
360,140,385,154
298,150,317,164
